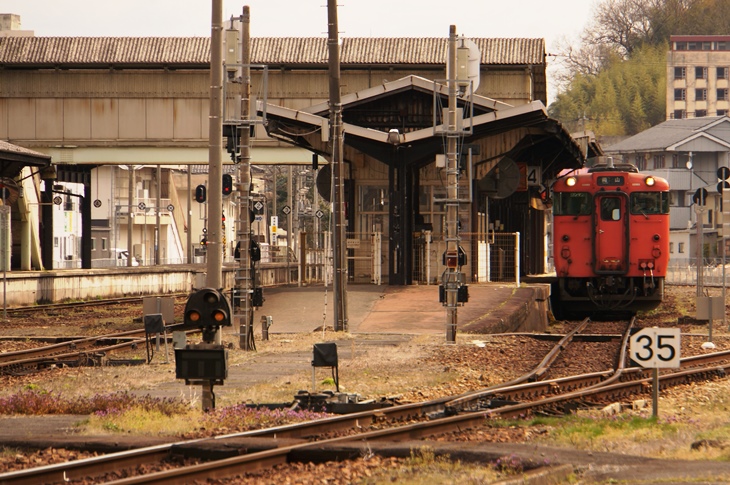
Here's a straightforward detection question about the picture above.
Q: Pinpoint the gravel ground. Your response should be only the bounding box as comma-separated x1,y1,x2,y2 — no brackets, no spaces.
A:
2,285,730,484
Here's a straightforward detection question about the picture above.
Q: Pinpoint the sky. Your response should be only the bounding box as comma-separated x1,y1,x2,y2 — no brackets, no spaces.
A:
2,0,599,102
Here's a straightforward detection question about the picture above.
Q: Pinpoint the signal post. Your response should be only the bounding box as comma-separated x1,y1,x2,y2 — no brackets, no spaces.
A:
175,288,232,411
438,26,474,342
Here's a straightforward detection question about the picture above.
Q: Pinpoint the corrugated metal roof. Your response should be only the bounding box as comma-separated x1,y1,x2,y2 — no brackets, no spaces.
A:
0,36,544,67
0,140,51,159
0,37,210,65
605,117,729,152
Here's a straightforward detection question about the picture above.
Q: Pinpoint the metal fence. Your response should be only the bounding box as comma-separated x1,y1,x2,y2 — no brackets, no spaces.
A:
87,230,525,287
667,258,730,287
346,232,383,285
486,232,520,285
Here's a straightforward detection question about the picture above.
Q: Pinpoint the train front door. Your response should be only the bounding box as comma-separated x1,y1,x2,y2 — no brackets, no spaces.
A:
593,194,629,274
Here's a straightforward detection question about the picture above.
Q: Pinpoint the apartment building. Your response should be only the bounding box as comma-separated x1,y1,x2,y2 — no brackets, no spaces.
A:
667,35,730,119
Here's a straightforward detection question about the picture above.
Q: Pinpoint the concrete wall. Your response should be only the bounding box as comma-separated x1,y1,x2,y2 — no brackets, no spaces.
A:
0,262,308,306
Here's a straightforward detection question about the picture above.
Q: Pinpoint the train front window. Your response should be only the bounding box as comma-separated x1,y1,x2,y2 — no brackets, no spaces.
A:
600,198,621,221
554,192,592,216
631,192,668,215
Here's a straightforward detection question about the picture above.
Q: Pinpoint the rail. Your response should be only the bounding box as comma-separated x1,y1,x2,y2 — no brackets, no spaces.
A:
5,319,728,484
0,318,640,484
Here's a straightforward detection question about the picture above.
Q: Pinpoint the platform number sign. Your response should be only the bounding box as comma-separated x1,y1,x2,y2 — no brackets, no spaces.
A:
629,328,681,369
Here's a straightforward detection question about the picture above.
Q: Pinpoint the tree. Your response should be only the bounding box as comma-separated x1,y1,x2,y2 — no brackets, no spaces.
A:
587,0,659,56
549,44,666,136
549,0,728,136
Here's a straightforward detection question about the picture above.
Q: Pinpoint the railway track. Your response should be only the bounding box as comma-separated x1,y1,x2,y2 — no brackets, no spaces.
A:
0,326,195,375
8,317,730,484
4,295,185,315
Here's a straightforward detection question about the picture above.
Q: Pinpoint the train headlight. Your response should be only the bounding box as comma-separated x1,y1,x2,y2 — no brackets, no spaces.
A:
652,248,661,258
645,176,655,186
561,247,571,259
566,177,577,187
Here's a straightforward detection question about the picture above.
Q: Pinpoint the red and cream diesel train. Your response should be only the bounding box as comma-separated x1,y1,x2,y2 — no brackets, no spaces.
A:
551,161,670,318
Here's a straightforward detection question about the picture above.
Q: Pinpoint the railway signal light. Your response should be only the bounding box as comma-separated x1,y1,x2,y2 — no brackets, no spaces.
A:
693,187,709,206
222,174,233,196
182,288,232,330
194,185,206,203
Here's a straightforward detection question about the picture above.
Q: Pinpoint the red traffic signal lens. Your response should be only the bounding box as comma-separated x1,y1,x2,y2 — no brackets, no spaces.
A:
194,185,206,203
187,310,201,322
212,310,226,322
222,174,233,195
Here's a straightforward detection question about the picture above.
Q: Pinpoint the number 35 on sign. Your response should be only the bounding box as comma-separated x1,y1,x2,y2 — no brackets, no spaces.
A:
629,328,681,369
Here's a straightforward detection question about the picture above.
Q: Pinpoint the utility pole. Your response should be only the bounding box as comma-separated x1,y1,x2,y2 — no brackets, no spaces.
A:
155,165,161,265
237,6,253,350
327,0,347,331
696,203,704,297
444,25,460,343
196,0,225,411
207,0,224,296
127,167,134,267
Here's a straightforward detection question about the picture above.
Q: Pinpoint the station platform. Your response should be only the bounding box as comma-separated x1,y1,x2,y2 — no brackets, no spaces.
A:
257,283,550,336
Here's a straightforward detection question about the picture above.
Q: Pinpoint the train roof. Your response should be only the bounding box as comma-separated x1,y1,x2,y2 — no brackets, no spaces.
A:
587,163,639,173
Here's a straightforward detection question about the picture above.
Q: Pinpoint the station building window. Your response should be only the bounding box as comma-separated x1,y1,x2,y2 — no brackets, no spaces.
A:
696,66,708,79
673,109,685,119
358,185,389,238
674,66,686,79
653,154,665,169
674,88,686,101
718,67,729,80
696,109,707,117
678,242,685,253
718,88,728,101
672,153,682,168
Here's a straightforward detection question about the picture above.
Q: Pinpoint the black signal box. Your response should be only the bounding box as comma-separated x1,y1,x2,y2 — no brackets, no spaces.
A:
182,288,232,330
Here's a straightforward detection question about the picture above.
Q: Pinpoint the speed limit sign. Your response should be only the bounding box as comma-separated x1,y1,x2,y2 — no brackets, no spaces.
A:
630,328,681,368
